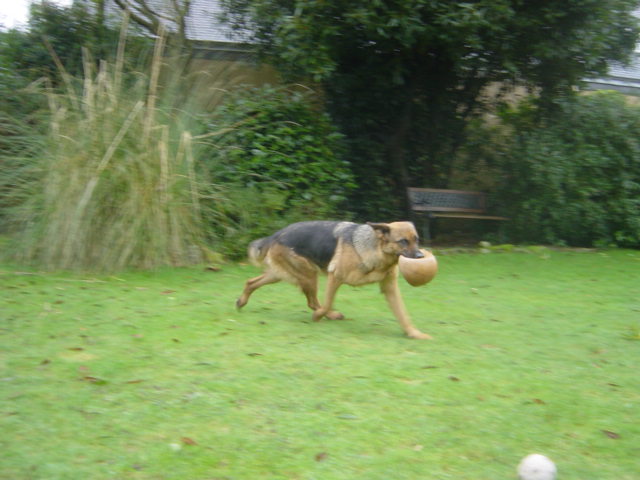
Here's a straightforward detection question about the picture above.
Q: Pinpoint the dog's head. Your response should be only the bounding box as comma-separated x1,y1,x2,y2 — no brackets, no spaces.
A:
368,221,424,259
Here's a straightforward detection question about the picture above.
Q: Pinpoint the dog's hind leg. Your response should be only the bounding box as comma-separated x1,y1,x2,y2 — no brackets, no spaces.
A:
299,274,344,320
236,273,280,310
279,251,344,320
299,275,321,311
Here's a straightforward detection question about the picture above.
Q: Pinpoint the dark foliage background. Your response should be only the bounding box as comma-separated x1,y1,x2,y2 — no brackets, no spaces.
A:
491,92,640,247
221,0,640,219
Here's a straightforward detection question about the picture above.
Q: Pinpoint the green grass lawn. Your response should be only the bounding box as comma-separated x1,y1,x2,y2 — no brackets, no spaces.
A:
2,250,639,479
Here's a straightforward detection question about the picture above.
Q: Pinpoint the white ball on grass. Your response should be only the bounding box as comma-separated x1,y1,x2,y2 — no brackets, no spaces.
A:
517,454,557,480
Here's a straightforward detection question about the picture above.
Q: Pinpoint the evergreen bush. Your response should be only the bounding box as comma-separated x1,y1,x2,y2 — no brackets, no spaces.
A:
200,86,355,258
494,92,640,247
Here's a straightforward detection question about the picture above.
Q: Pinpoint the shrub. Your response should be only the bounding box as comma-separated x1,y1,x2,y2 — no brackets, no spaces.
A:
205,85,354,214
3,32,222,271
199,85,355,258
493,92,640,248
0,67,49,231
2,25,354,266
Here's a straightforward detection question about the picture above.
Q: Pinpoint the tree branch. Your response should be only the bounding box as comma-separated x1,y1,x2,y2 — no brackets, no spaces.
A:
112,0,159,34
111,0,192,40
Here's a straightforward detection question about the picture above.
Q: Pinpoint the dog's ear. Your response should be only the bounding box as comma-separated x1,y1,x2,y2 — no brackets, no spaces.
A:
367,222,391,237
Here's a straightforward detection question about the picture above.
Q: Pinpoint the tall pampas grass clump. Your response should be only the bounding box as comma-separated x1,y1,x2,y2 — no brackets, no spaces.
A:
10,25,225,271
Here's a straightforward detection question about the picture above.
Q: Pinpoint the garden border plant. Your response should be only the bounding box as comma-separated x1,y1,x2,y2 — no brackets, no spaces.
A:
1,22,354,269
490,92,640,248
199,84,355,259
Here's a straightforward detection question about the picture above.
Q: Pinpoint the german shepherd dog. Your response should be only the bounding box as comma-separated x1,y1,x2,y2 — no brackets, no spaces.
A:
236,221,432,339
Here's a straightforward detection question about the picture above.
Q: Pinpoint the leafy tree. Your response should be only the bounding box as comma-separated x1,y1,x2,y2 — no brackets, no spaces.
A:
220,0,639,217
0,0,152,82
2,1,100,80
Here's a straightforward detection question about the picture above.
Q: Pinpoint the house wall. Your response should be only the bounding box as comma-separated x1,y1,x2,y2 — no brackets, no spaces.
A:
179,45,282,110
188,57,280,88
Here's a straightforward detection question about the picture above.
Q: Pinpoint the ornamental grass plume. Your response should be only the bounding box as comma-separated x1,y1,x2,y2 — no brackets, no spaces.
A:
8,20,231,271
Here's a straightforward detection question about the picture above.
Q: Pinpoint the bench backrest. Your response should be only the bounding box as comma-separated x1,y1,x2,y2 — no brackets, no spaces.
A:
408,187,487,213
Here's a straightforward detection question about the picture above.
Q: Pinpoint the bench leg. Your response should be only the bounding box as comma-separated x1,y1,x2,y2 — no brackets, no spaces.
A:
497,220,506,243
421,215,434,245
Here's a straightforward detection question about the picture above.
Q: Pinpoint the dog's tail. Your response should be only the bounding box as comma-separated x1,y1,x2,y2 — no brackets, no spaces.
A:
247,236,274,267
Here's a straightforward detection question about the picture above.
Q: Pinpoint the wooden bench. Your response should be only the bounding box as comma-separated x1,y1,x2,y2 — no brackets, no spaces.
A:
407,187,509,242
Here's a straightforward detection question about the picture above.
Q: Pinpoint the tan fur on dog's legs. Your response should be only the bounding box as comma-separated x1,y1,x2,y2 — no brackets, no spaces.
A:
325,310,345,320
300,278,344,320
380,273,432,340
236,273,280,310
312,273,344,321
298,275,322,311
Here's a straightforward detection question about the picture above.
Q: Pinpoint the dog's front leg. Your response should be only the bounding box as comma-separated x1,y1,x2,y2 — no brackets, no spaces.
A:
312,273,344,321
380,273,432,340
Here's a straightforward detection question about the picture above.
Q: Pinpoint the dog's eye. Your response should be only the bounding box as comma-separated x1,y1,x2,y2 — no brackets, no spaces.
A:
397,239,409,247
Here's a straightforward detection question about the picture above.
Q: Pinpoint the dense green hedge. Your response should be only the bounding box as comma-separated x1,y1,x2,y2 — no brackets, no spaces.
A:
494,92,640,248
200,86,355,258
208,86,354,213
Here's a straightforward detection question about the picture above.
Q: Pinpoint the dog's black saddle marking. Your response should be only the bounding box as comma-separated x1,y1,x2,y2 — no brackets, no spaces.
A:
275,221,353,269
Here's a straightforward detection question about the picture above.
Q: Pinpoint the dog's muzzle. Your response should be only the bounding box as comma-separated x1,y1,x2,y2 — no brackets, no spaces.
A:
402,250,424,259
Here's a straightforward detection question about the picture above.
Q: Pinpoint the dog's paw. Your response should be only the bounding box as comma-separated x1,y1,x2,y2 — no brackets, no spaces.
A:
235,298,246,310
327,311,345,320
407,330,433,340
311,310,325,322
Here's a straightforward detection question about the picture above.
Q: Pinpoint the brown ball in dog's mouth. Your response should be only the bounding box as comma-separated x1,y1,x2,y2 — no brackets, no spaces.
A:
398,249,438,286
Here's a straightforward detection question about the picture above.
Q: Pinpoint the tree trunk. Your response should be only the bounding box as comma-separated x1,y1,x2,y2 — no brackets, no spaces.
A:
387,98,413,217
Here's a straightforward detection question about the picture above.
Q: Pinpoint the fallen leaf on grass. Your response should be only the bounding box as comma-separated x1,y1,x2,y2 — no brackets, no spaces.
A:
448,376,460,382
80,376,108,385
181,437,198,446
602,430,620,439
315,452,328,462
